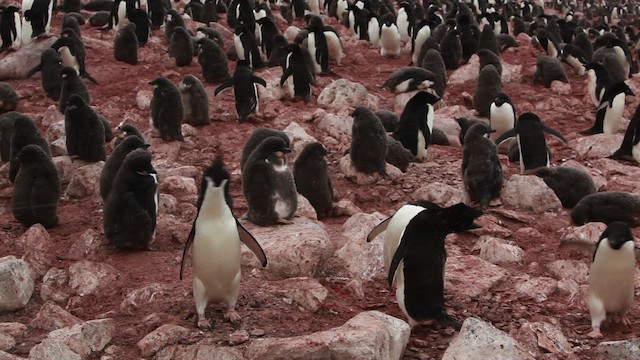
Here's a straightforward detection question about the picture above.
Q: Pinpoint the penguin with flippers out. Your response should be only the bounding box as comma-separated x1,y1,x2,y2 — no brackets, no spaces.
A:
180,158,267,328
214,60,266,122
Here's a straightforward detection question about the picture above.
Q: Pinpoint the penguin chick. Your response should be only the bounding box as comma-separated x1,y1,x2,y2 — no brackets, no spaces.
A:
350,106,388,175
535,166,597,208
179,74,210,126
294,142,334,218
533,56,568,87
462,122,503,209
149,77,184,141
571,192,640,227
240,127,290,172
100,135,149,200
64,94,107,162
473,64,502,117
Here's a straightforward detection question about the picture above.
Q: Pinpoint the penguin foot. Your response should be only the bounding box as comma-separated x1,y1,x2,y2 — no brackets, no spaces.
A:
277,218,294,225
197,317,212,329
587,329,603,338
620,316,631,326
224,310,241,323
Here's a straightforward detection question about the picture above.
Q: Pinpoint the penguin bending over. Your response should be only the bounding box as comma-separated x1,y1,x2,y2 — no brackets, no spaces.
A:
571,192,640,227
180,159,267,328
535,166,597,208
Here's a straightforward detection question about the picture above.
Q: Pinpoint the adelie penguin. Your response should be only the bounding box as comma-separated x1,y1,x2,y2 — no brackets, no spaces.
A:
51,28,98,84
12,145,60,228
149,77,184,141
610,104,640,163
180,158,267,328
489,92,516,145
379,14,401,58
382,67,436,94
233,23,264,70
103,148,158,250
368,202,483,329
586,62,611,108
239,127,290,172
59,66,90,114
214,60,266,122
65,94,107,162
114,22,139,65
106,0,140,31
396,2,413,43
180,74,210,126
393,91,439,161
294,142,333,219
307,15,342,74
581,82,634,135
126,8,150,45
535,166,596,208
561,44,587,76
21,0,54,44
280,43,315,102
462,122,503,209
100,135,149,200
242,136,298,226
0,6,22,53
9,114,51,183
495,112,567,174
350,106,388,175
571,192,640,227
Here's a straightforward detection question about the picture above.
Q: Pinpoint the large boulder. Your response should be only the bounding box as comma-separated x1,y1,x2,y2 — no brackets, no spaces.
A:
66,162,104,199
412,182,468,207
283,121,318,154
474,236,524,265
572,133,624,160
245,311,410,360
47,319,114,358
68,261,121,297
17,224,52,278
0,256,34,312
156,345,245,360
501,174,562,213
136,324,191,357
30,302,82,331
317,79,378,113
334,212,388,281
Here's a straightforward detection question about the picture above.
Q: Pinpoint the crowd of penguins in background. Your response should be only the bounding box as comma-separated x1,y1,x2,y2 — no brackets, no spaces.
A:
1,0,640,338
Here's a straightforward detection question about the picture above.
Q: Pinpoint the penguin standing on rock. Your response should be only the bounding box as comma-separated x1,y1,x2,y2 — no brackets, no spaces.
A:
12,145,60,228
581,82,634,135
462,122,503,209
179,74,210,126
242,136,298,226
149,77,184,141
26,48,63,100
214,60,266,122
180,159,267,328
64,94,107,162
495,112,567,174
104,148,158,250
393,91,439,161
350,106,388,175
294,142,333,219
9,115,50,183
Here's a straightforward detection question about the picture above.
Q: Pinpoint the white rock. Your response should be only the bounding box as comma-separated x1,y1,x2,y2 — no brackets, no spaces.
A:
557,278,580,298
515,321,573,355
47,319,114,358
442,317,535,360
17,224,51,278
0,256,34,312
296,194,318,221
68,229,107,260
181,123,198,137
559,222,607,246
501,174,562,213
572,134,624,160
545,260,589,284
245,311,410,360
502,64,523,83
332,199,362,217
412,182,469,207
156,344,245,360
513,275,558,302
445,256,508,298
317,79,378,113
147,136,181,162
29,338,81,360
241,217,333,280
40,267,70,304
283,121,318,154
228,330,250,346
136,90,152,110
471,214,512,238
160,176,198,196
44,120,65,144
449,55,480,85
158,194,179,215
474,236,524,264
120,283,170,315
30,301,82,331
334,212,387,281
50,138,67,156
0,323,26,338
594,339,640,359
68,261,121,296
273,277,329,312
338,155,402,185
136,324,191,357
316,112,352,144
66,162,104,199
0,333,14,352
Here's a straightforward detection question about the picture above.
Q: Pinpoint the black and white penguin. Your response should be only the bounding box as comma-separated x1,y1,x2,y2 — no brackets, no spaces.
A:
280,43,315,103
27,48,63,100
180,158,267,328
242,136,298,226
201,0,218,26
64,94,107,162
586,222,637,338
411,21,431,65
462,122,503,209
169,26,194,67
197,37,231,84
240,128,290,172
393,91,439,161
179,74,210,126
366,13,380,47
350,106,388,175
396,2,413,43
294,142,334,219
233,23,264,69
383,203,483,328
535,166,597,208
307,16,341,74
51,28,98,84
114,22,139,65
381,67,436,94
11,145,60,228
586,62,611,108
59,66,90,114
581,82,634,135
440,26,462,69
103,148,158,250
9,114,50,183
561,44,587,76
473,64,502,117
256,16,279,60
495,112,567,174
100,134,149,200
489,92,516,143
534,29,560,58
572,192,640,227
214,60,266,122
610,104,640,163
533,55,568,87
107,0,139,31
0,6,22,53
147,0,166,29
126,8,150,45
149,77,184,141
228,0,254,34
574,31,593,62
380,13,401,58
22,0,54,43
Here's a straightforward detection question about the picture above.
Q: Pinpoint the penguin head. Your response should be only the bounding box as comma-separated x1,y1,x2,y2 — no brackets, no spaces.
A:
202,158,231,195
61,28,79,38
307,15,324,30
13,115,37,132
179,74,198,90
416,91,440,105
60,66,78,79
299,142,329,160
17,145,49,164
66,94,87,111
493,92,513,107
465,122,495,141
123,148,156,176
438,203,484,232
116,133,149,151
601,221,634,250
257,136,291,162
350,106,374,120
149,77,173,89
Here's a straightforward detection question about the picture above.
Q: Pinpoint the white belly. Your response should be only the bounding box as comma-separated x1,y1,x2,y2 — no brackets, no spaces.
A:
21,0,34,45
307,33,321,73
589,241,635,314
234,34,245,60
59,47,80,74
325,31,343,65
587,71,598,107
567,55,585,76
380,26,401,57
397,12,410,43
603,94,625,134
116,2,127,31
412,27,430,65
490,104,515,141
383,205,425,270
11,13,22,50
416,130,427,160
367,19,380,47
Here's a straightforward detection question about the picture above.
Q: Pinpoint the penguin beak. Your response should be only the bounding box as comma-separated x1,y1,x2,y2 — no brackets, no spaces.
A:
143,143,150,148
282,147,292,154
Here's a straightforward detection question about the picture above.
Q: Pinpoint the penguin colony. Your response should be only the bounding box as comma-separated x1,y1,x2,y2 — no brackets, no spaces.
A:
1,0,640,355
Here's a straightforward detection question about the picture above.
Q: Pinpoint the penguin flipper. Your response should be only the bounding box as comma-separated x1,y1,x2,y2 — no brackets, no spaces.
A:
543,125,567,143
494,127,517,145
26,62,43,78
280,68,293,87
366,216,391,242
388,230,412,287
179,219,197,280
236,219,268,267
214,78,235,95
82,70,99,84
253,75,267,88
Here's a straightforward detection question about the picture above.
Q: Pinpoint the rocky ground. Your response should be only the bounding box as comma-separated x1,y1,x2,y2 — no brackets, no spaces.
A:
1,3,640,360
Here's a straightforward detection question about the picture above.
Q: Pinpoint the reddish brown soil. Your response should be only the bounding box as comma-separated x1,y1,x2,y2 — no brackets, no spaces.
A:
1,6,640,360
